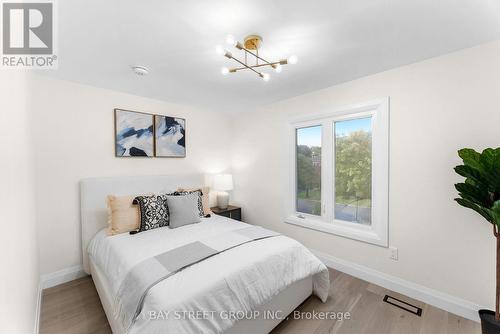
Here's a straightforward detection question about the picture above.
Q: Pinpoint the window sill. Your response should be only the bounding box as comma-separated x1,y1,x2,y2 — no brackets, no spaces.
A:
285,215,387,247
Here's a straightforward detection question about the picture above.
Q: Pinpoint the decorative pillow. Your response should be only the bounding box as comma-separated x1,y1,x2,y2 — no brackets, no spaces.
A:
166,194,202,228
172,189,204,217
177,186,212,216
106,195,141,235
133,195,169,232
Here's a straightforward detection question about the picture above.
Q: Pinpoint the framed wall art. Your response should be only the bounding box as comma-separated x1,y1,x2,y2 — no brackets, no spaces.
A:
114,109,154,157
154,115,186,158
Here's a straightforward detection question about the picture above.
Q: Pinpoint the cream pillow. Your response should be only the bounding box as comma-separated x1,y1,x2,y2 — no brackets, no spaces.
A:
177,186,212,216
106,195,140,235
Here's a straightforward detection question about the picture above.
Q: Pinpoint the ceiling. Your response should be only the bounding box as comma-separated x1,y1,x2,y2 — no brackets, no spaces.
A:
44,0,500,112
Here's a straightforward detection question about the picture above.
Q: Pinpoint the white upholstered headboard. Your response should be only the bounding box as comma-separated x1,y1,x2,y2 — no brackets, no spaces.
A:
80,174,205,274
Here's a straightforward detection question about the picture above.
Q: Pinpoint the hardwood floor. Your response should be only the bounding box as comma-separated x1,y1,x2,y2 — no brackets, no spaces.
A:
40,268,480,334
40,276,111,334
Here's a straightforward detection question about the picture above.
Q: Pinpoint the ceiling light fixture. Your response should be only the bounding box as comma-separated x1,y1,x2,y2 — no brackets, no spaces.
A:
216,34,297,81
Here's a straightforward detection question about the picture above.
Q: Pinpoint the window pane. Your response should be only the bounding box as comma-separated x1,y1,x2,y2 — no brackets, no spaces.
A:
296,126,322,216
334,117,372,225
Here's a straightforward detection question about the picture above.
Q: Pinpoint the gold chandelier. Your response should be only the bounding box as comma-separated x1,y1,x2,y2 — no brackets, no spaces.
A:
216,35,298,81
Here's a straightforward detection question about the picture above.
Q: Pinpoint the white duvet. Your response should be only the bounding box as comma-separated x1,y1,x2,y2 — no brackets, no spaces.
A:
88,215,330,334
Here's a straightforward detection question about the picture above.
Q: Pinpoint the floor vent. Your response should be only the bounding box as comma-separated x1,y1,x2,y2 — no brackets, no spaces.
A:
383,295,422,316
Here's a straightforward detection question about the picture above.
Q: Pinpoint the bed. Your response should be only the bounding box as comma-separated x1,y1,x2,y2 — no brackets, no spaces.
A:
81,174,329,334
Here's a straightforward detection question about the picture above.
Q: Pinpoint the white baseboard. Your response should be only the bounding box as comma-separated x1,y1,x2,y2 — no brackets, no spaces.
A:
310,248,482,322
34,282,42,334
41,265,88,289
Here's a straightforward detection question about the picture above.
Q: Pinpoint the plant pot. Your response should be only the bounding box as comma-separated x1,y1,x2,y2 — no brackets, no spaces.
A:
479,309,500,334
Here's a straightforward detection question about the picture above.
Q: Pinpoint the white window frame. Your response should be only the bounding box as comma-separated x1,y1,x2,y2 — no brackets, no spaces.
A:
286,98,389,247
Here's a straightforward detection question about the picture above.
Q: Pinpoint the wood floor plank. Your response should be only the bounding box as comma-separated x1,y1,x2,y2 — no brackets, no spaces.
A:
418,304,449,334
40,276,111,334
39,269,480,334
447,313,482,334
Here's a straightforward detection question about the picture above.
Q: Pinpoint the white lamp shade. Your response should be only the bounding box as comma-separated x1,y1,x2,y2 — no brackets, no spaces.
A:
213,174,233,191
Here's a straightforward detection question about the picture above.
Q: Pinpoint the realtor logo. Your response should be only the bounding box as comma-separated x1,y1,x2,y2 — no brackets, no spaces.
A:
1,0,57,68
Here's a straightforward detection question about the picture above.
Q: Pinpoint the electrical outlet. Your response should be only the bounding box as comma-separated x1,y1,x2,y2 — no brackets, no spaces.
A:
389,247,398,261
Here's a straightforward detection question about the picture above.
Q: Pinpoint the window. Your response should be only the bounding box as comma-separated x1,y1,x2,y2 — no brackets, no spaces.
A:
296,126,322,216
287,98,389,246
334,117,372,225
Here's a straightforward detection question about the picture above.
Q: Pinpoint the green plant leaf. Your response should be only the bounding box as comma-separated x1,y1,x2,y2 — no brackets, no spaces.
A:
481,148,500,191
458,148,483,171
454,148,500,229
488,200,500,229
455,198,493,223
464,177,488,193
454,165,489,188
455,183,491,207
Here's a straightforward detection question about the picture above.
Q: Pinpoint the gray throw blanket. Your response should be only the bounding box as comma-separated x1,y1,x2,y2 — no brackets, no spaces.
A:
114,226,280,332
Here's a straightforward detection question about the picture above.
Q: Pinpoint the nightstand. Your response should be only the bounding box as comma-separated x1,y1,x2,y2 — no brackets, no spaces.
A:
211,205,242,221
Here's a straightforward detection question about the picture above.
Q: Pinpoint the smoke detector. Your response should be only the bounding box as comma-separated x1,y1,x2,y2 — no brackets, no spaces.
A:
131,65,149,76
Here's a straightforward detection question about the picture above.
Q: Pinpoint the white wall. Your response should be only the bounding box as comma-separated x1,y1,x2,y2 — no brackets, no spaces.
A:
31,75,233,275
0,73,39,333
231,40,500,310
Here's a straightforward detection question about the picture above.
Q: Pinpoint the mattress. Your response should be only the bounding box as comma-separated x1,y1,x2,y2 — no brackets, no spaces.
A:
88,215,329,334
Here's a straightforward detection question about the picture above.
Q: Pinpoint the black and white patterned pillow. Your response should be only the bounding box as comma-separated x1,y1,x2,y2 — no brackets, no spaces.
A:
171,190,204,217
133,195,169,232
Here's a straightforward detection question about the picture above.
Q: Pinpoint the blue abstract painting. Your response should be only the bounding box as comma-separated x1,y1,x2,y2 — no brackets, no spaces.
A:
115,109,154,157
154,115,186,157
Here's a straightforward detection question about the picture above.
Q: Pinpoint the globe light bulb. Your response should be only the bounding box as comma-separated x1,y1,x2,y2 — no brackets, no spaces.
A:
262,73,270,81
226,35,236,46
274,64,282,73
287,55,298,64
215,45,225,55
221,67,229,75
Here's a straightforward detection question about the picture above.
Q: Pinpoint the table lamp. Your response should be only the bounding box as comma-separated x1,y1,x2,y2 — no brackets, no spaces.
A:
213,174,233,209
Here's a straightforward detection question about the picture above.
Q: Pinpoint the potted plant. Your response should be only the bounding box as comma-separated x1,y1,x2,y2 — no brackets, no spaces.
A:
454,148,500,334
